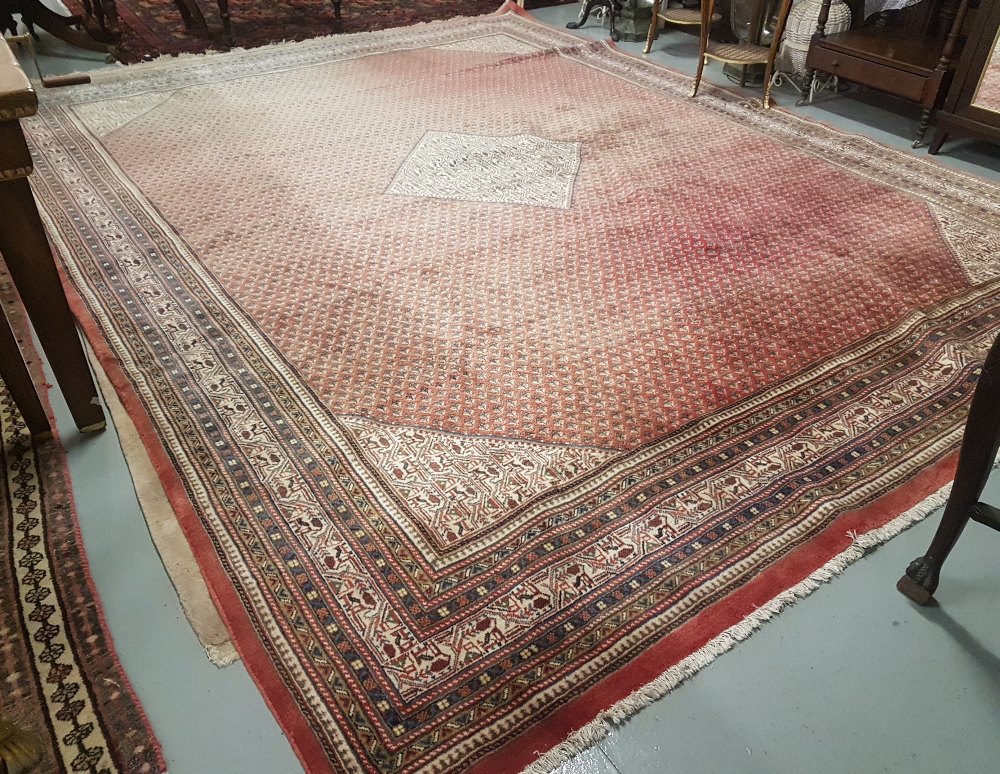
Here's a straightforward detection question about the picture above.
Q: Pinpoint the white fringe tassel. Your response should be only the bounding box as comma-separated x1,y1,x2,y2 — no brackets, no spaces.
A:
205,642,240,668
520,480,958,774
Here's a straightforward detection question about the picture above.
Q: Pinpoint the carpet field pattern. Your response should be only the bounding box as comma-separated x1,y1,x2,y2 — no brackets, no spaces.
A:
23,7,1000,772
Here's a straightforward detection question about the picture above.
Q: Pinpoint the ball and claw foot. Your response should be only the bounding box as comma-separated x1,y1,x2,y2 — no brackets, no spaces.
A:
896,556,940,606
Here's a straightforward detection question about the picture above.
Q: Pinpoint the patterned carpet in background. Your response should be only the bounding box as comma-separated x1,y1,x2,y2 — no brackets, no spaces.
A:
0,275,164,774
63,0,564,62
22,6,1000,773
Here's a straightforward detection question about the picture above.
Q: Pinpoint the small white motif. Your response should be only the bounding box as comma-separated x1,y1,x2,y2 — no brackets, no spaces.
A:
387,131,581,209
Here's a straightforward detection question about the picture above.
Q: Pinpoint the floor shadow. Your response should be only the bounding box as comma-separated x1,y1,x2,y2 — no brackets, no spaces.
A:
914,604,1000,704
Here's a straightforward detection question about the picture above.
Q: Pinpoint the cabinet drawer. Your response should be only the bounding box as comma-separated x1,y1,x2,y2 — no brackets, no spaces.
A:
807,44,929,102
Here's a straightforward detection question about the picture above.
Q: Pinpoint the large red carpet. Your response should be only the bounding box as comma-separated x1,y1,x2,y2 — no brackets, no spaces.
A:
23,6,1000,772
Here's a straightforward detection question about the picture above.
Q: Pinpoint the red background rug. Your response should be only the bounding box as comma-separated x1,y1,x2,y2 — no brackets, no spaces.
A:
23,6,1000,773
64,0,569,62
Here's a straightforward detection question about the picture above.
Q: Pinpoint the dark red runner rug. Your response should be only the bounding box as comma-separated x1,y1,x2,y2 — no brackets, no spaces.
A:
65,0,566,62
0,275,165,773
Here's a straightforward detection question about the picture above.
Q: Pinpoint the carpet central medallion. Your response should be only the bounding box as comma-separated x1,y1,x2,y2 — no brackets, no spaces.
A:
387,131,581,208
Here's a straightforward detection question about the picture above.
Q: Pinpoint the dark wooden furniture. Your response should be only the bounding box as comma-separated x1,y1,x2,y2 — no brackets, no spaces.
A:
804,0,973,146
0,40,106,438
898,332,1000,605
1,0,115,53
173,0,341,47
929,0,1000,153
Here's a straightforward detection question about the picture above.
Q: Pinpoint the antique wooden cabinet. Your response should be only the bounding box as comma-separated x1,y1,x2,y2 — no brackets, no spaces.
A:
804,0,974,146
929,0,1000,153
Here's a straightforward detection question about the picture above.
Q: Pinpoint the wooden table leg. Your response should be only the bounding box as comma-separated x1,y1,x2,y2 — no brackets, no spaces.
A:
218,0,233,46
100,0,120,37
0,303,51,439
897,332,1000,603
172,0,209,32
0,178,106,433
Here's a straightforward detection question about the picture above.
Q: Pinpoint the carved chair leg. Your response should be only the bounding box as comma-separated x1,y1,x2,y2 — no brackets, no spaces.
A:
643,0,661,53
898,333,1000,604
912,107,933,149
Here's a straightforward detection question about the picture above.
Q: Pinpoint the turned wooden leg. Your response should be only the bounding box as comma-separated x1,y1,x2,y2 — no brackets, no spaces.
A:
643,0,661,53
0,179,105,434
898,333,1000,604
913,107,933,148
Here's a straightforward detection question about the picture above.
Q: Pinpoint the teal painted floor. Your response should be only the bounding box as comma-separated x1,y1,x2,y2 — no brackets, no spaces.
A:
13,4,1000,772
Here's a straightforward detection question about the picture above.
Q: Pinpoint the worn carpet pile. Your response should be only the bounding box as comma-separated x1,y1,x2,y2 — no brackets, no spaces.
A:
21,5,1000,772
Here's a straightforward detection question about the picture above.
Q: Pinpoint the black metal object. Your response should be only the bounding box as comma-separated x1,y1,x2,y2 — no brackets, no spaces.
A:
898,332,1000,605
566,0,621,41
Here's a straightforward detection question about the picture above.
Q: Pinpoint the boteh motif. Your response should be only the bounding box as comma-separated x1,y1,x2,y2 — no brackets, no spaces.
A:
23,9,1000,774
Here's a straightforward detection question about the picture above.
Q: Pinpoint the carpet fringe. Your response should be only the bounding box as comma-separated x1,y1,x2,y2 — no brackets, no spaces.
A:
205,643,240,668
519,479,961,774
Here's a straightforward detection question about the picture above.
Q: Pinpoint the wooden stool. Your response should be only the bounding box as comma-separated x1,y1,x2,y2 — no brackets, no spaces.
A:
690,0,794,109
898,332,1000,604
644,2,720,56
